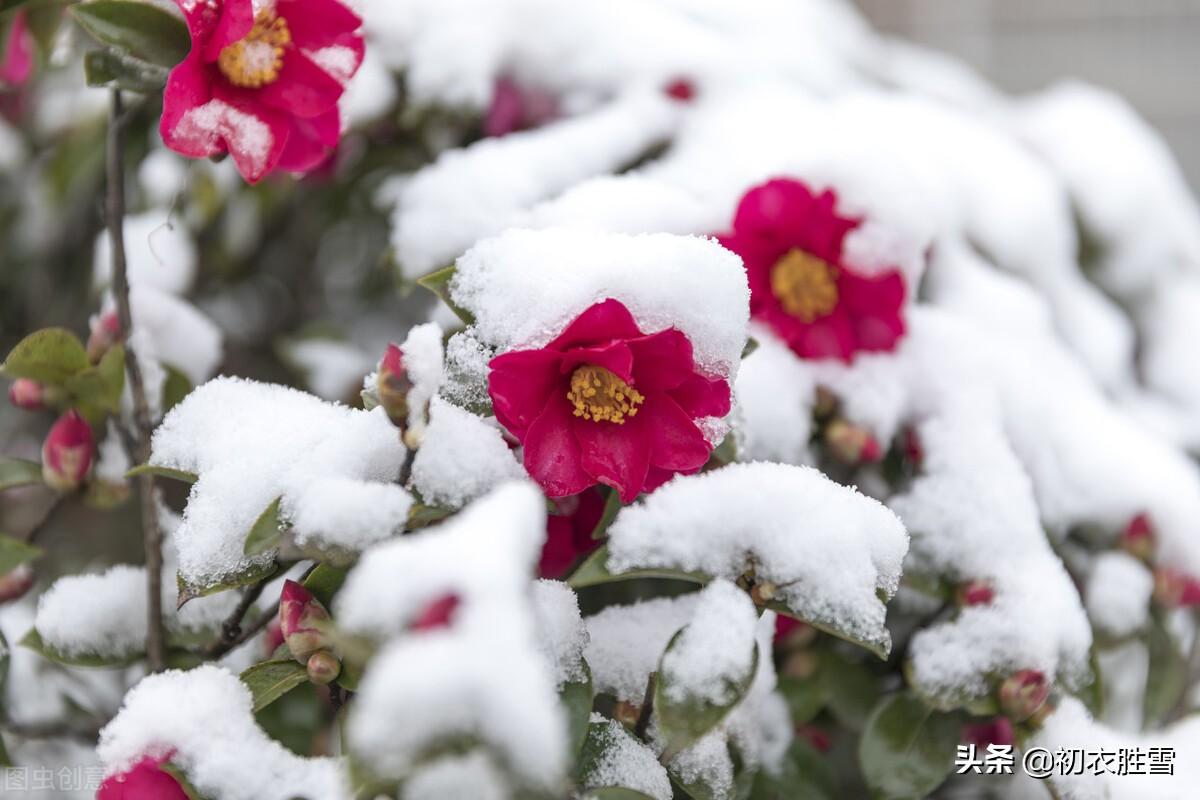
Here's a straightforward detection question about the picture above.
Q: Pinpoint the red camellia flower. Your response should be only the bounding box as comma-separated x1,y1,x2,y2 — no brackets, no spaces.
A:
488,299,731,503
42,410,94,491
97,755,189,800
0,11,34,87
718,178,906,362
539,488,606,579
162,0,364,182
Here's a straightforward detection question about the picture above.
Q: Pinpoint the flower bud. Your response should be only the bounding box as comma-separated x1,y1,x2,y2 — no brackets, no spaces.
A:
41,410,94,491
410,593,460,631
87,311,122,363
1152,568,1200,609
795,724,831,753
750,580,777,606
613,700,641,728
824,419,882,465
263,618,285,657
955,580,995,607
306,650,341,685
0,563,35,603
1120,513,1155,562
902,427,923,469
961,717,1015,749
375,343,411,429
97,754,189,800
279,580,333,663
8,378,44,410
998,669,1049,722
774,616,816,649
664,78,695,102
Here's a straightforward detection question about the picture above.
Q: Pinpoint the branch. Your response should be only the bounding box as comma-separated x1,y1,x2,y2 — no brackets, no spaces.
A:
201,577,280,661
106,89,166,674
1,716,104,743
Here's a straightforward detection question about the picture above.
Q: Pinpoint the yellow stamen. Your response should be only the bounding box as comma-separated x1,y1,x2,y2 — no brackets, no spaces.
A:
770,248,839,322
217,10,291,89
567,365,644,424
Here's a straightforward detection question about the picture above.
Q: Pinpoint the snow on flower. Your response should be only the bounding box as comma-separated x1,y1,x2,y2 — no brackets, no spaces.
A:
488,298,731,502
605,462,908,655
97,754,190,800
149,377,412,587
411,396,523,509
718,177,906,362
97,665,348,800
162,0,364,182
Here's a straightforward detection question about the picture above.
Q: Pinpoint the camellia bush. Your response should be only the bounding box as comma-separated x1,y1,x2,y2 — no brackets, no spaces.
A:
4,0,1200,798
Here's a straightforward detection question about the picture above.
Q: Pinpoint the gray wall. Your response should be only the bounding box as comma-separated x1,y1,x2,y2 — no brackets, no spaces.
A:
852,0,1200,187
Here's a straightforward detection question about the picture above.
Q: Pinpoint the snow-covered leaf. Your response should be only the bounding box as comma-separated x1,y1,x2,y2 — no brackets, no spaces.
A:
858,693,961,800
1143,616,1187,728
416,265,474,325
561,660,594,762
126,462,198,483
177,560,281,609
567,544,706,589
243,497,284,557
240,659,309,712
577,717,672,800
20,627,141,669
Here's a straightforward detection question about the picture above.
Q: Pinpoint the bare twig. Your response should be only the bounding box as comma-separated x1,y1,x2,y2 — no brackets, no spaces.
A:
106,89,166,673
23,496,64,546
201,579,274,660
1,716,104,743
202,601,280,661
634,672,656,742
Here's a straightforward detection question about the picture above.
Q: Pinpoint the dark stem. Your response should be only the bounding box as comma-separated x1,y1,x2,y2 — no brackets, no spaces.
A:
1,716,104,743
24,496,64,546
634,672,657,742
202,579,279,660
107,89,166,674
398,446,416,486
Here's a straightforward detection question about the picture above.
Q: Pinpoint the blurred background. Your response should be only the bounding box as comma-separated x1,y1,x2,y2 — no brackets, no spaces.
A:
853,0,1200,185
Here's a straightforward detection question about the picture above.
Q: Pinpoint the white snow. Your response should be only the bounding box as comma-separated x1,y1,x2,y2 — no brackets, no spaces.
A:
96,665,348,800
584,594,699,703
411,397,524,509
530,579,589,687
1086,553,1154,640
281,338,374,402
579,715,673,800
93,212,197,296
659,579,758,707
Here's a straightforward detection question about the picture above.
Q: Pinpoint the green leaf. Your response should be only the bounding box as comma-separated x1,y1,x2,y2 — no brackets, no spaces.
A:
750,739,837,800
777,675,826,726
0,628,10,699
126,463,198,483
20,628,141,668
589,486,621,541
577,720,660,793
0,0,41,18
83,48,171,92
240,658,309,712
158,763,209,800
71,0,190,66
0,533,41,574
406,502,453,530
243,497,284,557
162,363,193,414
560,660,594,761
819,650,880,731
1143,616,1188,727
858,692,961,800
1,328,89,384
567,544,709,590
0,458,43,492
740,337,759,360
302,563,348,608
64,344,125,413
765,600,891,661
415,265,474,326
656,630,760,762
177,560,281,608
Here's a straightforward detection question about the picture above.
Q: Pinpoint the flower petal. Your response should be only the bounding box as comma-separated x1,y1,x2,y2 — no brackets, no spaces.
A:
160,54,217,158
546,298,642,351
627,328,695,392
278,0,362,50
572,413,651,504
276,109,340,173
523,393,593,498
558,341,634,383
257,48,345,118
489,348,564,437
669,373,731,419
643,394,712,473
840,269,906,352
201,0,255,63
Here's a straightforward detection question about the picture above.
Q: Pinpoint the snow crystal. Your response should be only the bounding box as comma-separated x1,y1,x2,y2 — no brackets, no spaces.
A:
390,88,680,278
584,594,698,703
439,330,492,411
606,462,908,654
174,100,274,178
659,580,758,707
579,715,672,800
411,397,523,509
403,752,511,800
1086,553,1153,640
399,321,445,441
734,327,816,465
306,45,359,85
450,227,749,377
530,579,588,687
93,422,131,485
150,377,410,585
35,567,147,659
94,212,196,296
97,665,347,800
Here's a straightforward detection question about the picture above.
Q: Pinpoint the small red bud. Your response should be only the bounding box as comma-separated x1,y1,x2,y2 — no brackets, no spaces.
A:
962,717,1015,749
902,427,923,468
795,724,831,753
410,593,460,632
1153,568,1200,609
375,343,412,429
306,650,341,685
0,563,35,603
8,378,45,410
664,78,696,102
97,754,188,800
279,580,333,663
41,410,94,491
956,580,995,607
998,669,1049,722
1120,513,1155,561
824,419,882,465
87,311,122,363
263,618,285,657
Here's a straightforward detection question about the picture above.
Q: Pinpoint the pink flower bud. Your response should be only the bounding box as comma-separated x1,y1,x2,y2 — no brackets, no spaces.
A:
795,724,831,753
998,669,1049,722
664,78,696,102
306,650,341,685
962,717,1015,749
956,580,995,607
279,580,333,663
263,618,285,657
484,76,559,137
902,427,923,468
97,754,189,800
375,343,411,429
8,378,44,410
824,419,882,465
0,563,35,603
410,593,460,631
87,311,122,363
41,410,94,491
1120,513,1155,561
1153,568,1200,609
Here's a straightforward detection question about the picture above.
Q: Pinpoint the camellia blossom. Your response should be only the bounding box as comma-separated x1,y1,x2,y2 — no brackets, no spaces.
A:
161,0,364,182
483,75,558,138
97,754,189,800
539,487,606,579
488,299,731,503
41,410,94,491
718,178,906,362
0,11,34,87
